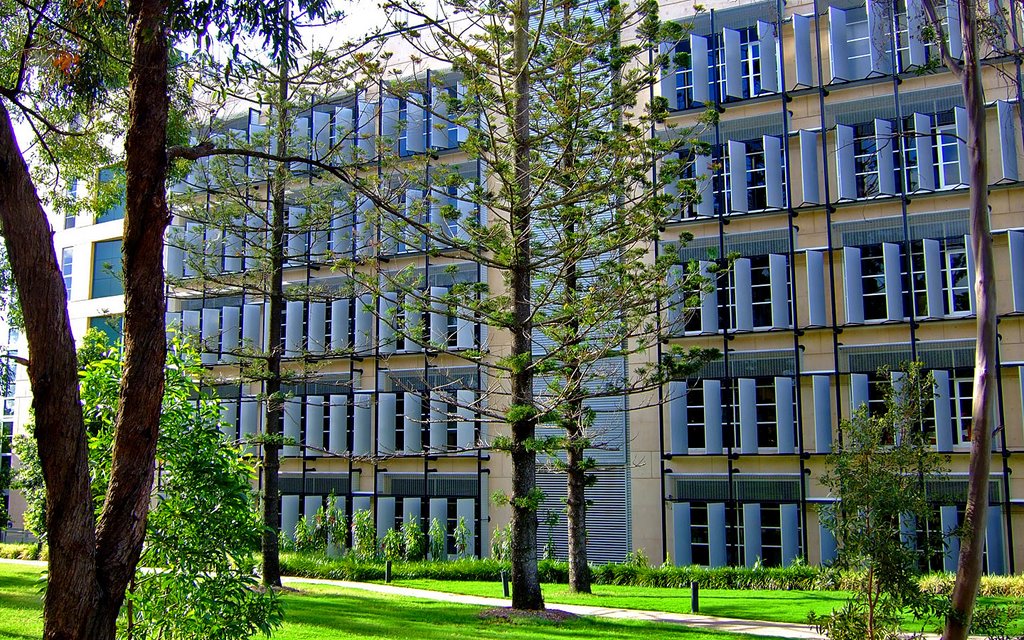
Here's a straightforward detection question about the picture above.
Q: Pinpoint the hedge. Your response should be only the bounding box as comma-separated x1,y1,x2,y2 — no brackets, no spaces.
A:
0,543,47,561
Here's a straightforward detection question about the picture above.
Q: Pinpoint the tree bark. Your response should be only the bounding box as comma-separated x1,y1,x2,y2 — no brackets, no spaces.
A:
0,100,99,640
565,431,591,593
944,0,993,636
507,0,544,611
261,6,291,587
0,0,170,633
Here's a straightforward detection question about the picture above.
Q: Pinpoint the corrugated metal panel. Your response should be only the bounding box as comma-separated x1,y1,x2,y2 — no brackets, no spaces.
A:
925,477,1003,504
280,472,350,495
380,472,479,498
841,344,914,373
381,367,480,392
917,340,977,370
536,467,631,563
826,86,963,128
679,1,777,38
674,229,791,263
697,350,798,379
668,474,803,502
837,211,969,248
697,113,786,146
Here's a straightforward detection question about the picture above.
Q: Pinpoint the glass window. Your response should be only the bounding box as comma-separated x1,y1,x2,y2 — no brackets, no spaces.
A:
949,371,973,446
759,504,784,567
61,247,73,299
685,380,707,450
88,315,123,343
934,111,961,188
750,255,773,329
690,503,710,565
96,167,125,224
860,245,888,321
90,239,123,298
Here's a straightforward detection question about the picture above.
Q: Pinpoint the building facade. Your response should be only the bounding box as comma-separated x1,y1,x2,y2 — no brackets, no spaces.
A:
7,0,1023,573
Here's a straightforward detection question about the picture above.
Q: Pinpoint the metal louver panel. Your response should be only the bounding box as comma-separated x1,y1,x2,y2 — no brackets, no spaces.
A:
536,468,631,563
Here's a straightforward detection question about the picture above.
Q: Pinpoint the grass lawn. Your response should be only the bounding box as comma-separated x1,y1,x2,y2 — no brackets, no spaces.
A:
390,579,1024,637
0,563,787,640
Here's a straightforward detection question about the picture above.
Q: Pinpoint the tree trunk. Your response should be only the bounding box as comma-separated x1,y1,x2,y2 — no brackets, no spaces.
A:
565,433,591,593
261,12,291,588
0,0,170,633
944,1,992,636
0,100,100,640
507,0,543,612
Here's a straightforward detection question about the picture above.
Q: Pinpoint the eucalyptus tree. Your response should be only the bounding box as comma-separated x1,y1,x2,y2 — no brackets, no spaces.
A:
0,0,333,634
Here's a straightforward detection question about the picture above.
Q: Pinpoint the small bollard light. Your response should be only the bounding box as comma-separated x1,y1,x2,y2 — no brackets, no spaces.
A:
385,560,393,584
690,581,699,613
501,570,510,598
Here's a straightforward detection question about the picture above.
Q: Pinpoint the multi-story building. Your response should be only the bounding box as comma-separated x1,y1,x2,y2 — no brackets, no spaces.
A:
8,0,1023,572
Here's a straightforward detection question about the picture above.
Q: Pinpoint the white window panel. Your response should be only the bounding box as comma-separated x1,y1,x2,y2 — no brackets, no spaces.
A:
867,0,893,75
456,389,476,451
165,227,184,278
828,7,851,82
660,42,679,110
242,304,262,348
964,234,976,311
669,381,688,454
455,82,470,144
875,119,896,195
285,300,304,357
947,1,962,58
665,265,685,334
428,498,448,558
806,250,827,326
404,303,423,353
403,392,423,453
757,20,779,94
240,399,260,452
182,309,200,337
904,0,929,66
723,28,744,99
708,502,728,567
356,93,376,158
799,130,821,204
376,497,396,539
955,106,969,185
941,505,959,571
406,96,427,154
330,299,350,351
850,373,870,415
218,401,236,440
224,230,243,272
781,503,801,566
382,96,401,147
1008,231,1024,312
734,258,753,331
997,100,1019,182
742,503,761,567
987,505,1006,575
313,110,332,160
456,315,475,350
883,242,904,320
695,153,714,216
306,396,324,455
932,370,953,452
431,85,451,150
429,286,448,347
703,379,723,454
429,391,447,451
691,34,711,105
699,261,719,333
738,378,758,454
379,293,397,355
793,14,814,87
378,392,397,453
913,113,937,191
672,503,691,566
329,394,349,453
283,397,302,457
287,206,306,261
334,106,355,159
775,377,795,454
290,116,310,173
769,253,790,328
813,375,833,453
763,135,784,209
843,246,864,324
727,140,748,213
835,124,857,200
221,306,240,363
201,308,220,365
307,301,326,354
353,394,372,456
354,294,373,354
281,495,299,540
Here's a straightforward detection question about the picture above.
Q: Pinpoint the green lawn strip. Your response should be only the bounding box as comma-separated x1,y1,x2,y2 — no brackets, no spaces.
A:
0,563,787,640
390,579,1024,636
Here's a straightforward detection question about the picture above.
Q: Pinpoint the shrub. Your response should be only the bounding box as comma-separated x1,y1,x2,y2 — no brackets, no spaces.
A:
351,510,377,561
0,543,45,561
401,518,426,562
428,518,446,561
381,528,403,562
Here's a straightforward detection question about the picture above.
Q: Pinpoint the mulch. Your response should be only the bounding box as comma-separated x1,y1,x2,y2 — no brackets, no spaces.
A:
479,607,577,623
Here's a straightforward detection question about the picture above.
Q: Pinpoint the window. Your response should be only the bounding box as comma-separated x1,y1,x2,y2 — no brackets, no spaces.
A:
934,111,961,188
91,239,123,298
909,237,971,317
759,504,784,567
754,379,779,449
690,503,711,565
949,371,973,446
96,167,125,224
89,315,123,343
446,401,458,450
860,245,889,321
61,247,73,299
398,98,409,156
750,256,772,328
446,310,459,348
394,393,407,452
685,381,707,450
674,27,764,109
915,506,949,573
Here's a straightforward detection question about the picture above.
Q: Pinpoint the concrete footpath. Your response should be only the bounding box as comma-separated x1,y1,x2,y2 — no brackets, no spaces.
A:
282,575,824,639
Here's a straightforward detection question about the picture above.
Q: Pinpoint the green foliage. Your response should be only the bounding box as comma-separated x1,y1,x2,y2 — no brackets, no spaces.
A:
381,528,404,562
814,363,948,640
74,339,282,639
453,517,472,559
10,427,44,538
351,510,377,561
428,518,447,562
490,522,513,562
401,518,426,562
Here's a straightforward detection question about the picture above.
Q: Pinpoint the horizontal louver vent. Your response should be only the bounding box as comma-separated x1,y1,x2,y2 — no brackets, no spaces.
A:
380,473,479,498
925,477,1002,504
827,85,963,129
670,474,803,502
382,368,480,392
842,344,914,373
917,341,976,370
536,468,630,563
280,472,350,495
698,350,797,379
837,211,970,248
